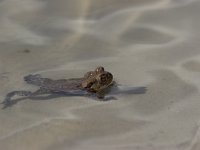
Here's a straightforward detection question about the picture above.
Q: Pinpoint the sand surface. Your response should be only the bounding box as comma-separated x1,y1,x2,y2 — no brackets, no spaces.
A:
1,0,200,150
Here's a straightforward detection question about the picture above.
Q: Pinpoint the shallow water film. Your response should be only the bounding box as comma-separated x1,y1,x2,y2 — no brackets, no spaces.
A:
1,0,200,150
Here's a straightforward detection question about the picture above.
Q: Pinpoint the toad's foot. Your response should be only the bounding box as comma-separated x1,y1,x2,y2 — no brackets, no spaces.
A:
1,89,50,109
1,91,32,109
24,74,53,86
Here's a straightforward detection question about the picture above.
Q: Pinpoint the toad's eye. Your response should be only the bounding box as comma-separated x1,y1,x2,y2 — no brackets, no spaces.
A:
95,66,104,74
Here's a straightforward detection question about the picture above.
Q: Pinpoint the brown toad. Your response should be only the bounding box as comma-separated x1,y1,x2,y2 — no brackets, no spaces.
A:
2,66,113,108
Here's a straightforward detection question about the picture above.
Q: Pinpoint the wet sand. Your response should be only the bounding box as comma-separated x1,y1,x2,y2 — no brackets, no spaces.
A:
1,0,200,150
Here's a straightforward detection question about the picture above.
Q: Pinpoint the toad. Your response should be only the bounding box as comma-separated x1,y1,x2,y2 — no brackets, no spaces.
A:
2,66,114,108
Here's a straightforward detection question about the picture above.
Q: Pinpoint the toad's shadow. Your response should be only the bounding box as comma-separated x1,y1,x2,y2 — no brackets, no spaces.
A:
1,86,147,109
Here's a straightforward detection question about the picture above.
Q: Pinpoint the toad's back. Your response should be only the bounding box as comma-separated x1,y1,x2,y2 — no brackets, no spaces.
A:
41,78,84,92
24,74,84,91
